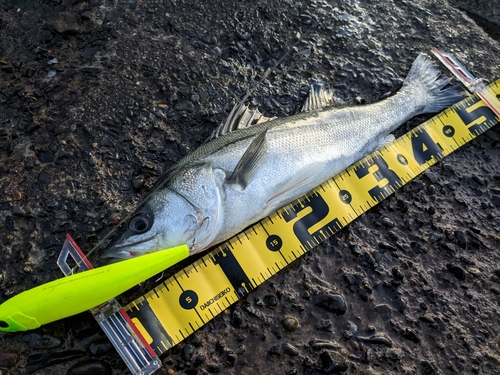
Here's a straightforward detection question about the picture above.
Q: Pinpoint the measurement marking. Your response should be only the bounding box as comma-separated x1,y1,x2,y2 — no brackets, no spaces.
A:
213,303,222,315
194,309,205,325
173,275,184,292
124,83,500,359
260,222,270,236
252,278,258,288
277,249,288,264
189,322,195,333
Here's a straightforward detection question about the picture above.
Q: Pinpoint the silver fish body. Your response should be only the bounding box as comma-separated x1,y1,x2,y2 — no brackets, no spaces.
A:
104,54,462,260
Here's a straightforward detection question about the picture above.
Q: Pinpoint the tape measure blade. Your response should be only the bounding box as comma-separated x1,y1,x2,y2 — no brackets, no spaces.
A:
123,78,500,358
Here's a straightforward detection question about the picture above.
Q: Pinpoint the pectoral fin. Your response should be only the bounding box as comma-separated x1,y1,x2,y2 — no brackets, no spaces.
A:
266,161,326,208
228,130,268,189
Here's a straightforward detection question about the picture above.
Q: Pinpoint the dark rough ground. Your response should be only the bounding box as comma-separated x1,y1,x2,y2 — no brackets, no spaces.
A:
1,0,500,374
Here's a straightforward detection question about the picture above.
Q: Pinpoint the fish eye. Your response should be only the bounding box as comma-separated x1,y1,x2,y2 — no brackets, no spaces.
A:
128,213,152,234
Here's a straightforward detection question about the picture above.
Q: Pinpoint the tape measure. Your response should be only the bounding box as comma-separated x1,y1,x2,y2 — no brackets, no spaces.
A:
123,80,500,356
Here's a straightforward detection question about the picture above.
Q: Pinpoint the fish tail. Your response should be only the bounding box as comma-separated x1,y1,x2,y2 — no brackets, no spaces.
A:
402,54,464,113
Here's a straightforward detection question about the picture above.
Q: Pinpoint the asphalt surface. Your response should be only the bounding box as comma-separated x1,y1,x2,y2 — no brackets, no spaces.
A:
1,0,500,374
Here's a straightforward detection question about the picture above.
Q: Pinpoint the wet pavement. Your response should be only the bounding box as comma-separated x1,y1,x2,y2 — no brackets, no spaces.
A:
1,0,500,374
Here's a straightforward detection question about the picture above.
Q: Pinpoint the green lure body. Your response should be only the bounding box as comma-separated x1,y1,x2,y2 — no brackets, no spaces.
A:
0,244,189,332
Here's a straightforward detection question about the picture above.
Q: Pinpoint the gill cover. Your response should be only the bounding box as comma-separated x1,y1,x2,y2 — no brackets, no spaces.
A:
104,163,224,260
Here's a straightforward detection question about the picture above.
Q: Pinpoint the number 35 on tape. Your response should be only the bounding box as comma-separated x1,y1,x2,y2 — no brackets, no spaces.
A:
124,80,500,355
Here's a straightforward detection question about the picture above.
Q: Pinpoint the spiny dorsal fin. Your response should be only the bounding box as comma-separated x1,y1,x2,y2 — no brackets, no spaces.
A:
206,102,274,142
301,83,338,112
227,130,268,189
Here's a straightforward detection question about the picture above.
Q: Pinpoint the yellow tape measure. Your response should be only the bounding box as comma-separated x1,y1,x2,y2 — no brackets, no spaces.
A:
124,80,500,355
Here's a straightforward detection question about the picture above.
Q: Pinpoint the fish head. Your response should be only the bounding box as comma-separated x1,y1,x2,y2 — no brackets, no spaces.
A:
103,188,204,261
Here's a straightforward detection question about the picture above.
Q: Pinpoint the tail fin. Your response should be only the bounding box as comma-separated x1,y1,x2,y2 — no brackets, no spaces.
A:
403,54,464,113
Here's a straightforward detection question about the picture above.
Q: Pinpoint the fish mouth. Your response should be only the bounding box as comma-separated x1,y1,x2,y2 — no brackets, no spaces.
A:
102,235,158,260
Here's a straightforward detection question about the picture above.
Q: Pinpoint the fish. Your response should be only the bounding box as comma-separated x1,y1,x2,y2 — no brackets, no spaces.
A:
103,54,463,261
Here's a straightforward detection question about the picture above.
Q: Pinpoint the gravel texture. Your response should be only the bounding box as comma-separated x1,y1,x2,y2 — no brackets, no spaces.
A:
1,0,500,374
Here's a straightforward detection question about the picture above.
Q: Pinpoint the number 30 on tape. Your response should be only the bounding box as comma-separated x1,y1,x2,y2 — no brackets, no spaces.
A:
124,80,500,355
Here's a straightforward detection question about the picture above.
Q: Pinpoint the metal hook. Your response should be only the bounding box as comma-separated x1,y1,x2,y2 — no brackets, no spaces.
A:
189,216,210,252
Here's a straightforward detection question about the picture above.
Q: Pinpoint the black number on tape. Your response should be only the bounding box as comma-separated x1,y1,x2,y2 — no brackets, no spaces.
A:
213,248,253,296
456,97,497,135
354,155,401,199
411,128,443,165
283,192,341,249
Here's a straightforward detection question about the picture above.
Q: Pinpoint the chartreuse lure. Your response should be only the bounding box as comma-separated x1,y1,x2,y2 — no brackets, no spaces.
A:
0,245,189,332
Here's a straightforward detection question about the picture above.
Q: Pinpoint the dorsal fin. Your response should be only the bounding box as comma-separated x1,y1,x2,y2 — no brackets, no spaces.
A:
301,83,338,112
206,102,274,142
